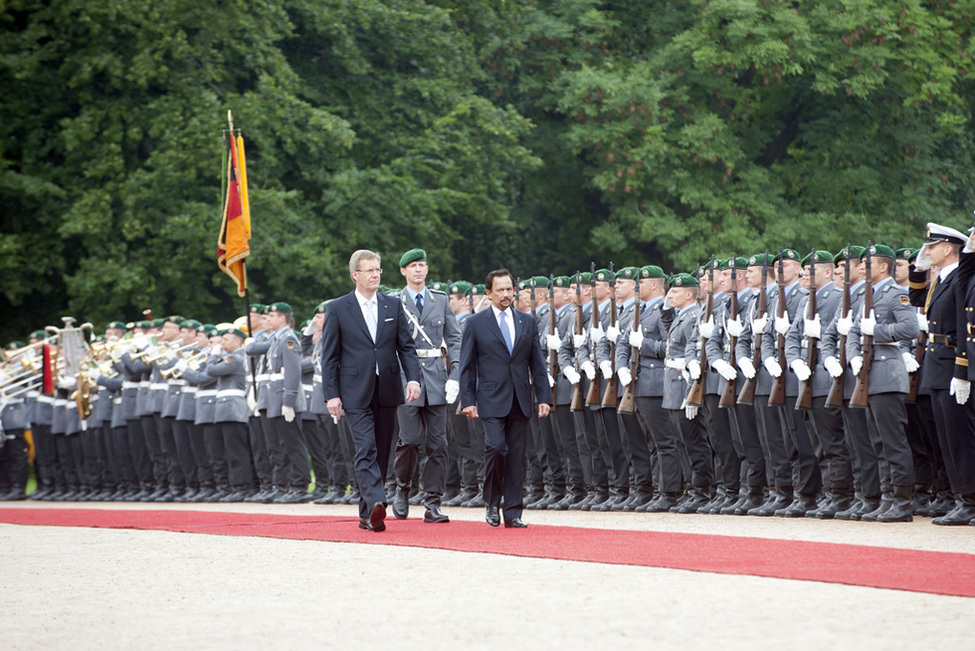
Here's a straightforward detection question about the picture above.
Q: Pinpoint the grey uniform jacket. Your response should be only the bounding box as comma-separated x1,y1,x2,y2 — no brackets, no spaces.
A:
206,348,250,423
182,359,218,425
547,303,575,406
735,287,775,397
616,297,670,398
116,354,142,421
266,328,305,417
97,372,127,429
706,289,756,396
580,299,613,409
663,303,701,409
785,281,842,398
845,279,919,394
399,288,462,407
822,282,868,400
760,282,808,398
687,293,727,397
301,333,328,416
245,332,273,410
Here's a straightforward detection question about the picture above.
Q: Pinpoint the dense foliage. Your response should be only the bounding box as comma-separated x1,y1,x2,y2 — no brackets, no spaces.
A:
2,0,974,339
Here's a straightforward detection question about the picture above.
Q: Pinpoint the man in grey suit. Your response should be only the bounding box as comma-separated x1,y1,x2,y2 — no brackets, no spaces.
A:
390,248,462,523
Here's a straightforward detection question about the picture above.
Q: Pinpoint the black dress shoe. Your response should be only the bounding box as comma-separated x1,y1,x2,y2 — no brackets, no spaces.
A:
485,506,501,527
504,518,528,528
368,503,386,532
423,505,450,523
358,518,369,531
392,487,410,520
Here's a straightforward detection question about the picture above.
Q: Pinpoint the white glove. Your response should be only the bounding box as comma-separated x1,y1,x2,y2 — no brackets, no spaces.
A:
751,315,768,335
966,233,975,255
244,336,255,347
837,314,853,336
860,310,876,336
80,420,88,432
302,322,316,336
210,344,223,356
775,315,791,336
572,333,586,349
282,405,296,422
902,352,920,373
950,377,971,405
546,334,562,351
175,358,189,372
605,324,621,343
247,389,258,415
88,367,102,381
698,317,715,339
726,318,744,338
763,356,783,378
684,403,699,420
738,357,756,379
590,325,605,344
165,346,179,361
804,315,821,340
145,345,159,358
914,244,932,271
628,329,644,349
581,360,596,380
850,356,863,377
712,359,737,382
824,356,844,378
445,379,459,404
687,359,702,380
548,373,555,387
599,360,613,379
917,313,928,333
617,367,632,387
57,375,76,390
790,359,812,382
665,357,686,372
563,366,581,385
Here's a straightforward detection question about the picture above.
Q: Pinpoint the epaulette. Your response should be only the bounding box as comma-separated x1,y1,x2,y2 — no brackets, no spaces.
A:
428,288,447,297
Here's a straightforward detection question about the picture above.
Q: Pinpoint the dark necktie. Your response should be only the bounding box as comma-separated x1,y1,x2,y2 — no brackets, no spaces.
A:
415,293,424,313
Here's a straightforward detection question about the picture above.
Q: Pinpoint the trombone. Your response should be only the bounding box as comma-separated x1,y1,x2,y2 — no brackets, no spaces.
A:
0,339,46,363
161,350,209,379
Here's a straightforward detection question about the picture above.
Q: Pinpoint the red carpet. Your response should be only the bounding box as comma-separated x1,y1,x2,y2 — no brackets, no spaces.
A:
2,507,973,598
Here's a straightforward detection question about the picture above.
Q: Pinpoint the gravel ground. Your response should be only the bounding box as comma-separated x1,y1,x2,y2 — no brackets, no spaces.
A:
1,502,973,650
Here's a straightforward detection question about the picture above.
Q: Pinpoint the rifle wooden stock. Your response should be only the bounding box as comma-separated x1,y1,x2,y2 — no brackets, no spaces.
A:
768,255,787,407
548,276,558,414
738,260,769,406
906,328,926,404
796,250,817,411
585,265,601,408
825,248,852,408
618,278,642,415
687,260,714,408
850,252,873,409
720,261,739,408
601,267,619,408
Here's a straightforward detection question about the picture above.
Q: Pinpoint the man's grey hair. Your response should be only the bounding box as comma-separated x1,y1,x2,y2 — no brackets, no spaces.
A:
349,249,381,275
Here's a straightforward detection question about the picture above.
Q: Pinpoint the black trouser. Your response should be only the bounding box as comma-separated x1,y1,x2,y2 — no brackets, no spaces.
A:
913,394,948,490
704,395,740,493
755,398,792,492
525,413,546,492
449,410,484,491
187,422,214,488
30,423,56,488
170,419,197,489
594,406,628,491
573,405,605,492
268,415,310,490
930,387,975,495
637,397,678,492
906,400,937,487
537,413,566,493
98,423,117,489
220,421,255,489
55,434,80,490
301,416,331,489
806,398,853,495
157,416,185,490
482,409,529,522
553,405,586,493
394,403,448,504
778,402,822,498
730,405,766,491
203,423,228,488
248,415,272,487
842,403,880,498
866,393,915,488
126,417,151,484
669,408,713,490
140,414,167,486
113,425,138,488
79,427,103,490
618,410,653,493
0,428,28,493
317,414,353,489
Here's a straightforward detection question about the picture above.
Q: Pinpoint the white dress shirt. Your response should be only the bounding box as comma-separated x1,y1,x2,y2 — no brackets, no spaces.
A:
491,305,516,346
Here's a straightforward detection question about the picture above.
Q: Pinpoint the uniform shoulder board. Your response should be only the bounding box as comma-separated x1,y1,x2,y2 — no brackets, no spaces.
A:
428,288,447,297
821,290,831,299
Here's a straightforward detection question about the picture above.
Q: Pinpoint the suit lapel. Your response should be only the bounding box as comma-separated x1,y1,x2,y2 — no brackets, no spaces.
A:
346,292,372,340
375,293,389,341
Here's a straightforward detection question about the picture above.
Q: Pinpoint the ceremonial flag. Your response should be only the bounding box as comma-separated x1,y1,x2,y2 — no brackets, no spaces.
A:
217,130,251,296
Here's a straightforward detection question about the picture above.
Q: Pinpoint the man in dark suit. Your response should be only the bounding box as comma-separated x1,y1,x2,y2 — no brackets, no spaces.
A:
459,269,554,528
321,249,422,532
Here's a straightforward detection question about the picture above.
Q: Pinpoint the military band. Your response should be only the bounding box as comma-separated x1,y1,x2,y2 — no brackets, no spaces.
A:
2,230,975,529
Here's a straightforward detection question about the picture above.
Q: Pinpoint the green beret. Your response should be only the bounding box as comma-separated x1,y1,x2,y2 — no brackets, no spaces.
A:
862,243,896,259
249,304,265,314
718,257,748,271
181,319,202,330
29,330,46,340
314,302,328,314
531,275,550,288
151,318,165,328
572,272,591,284
552,276,571,288
895,247,914,261
907,248,918,261
449,281,472,295
836,246,866,261
136,320,153,329
801,250,834,265
399,248,426,268
773,248,801,263
6,341,24,350
200,323,215,334
204,326,220,338
670,273,699,287
299,320,310,330
640,265,665,279
93,334,105,343
164,315,184,325
429,281,447,293
105,321,127,331
472,284,486,296
592,268,613,283
378,284,391,294
747,253,774,267
268,302,293,314
615,266,640,280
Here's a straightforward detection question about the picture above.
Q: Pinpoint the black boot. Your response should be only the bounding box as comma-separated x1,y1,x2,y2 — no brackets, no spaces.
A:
932,494,975,526
877,485,913,523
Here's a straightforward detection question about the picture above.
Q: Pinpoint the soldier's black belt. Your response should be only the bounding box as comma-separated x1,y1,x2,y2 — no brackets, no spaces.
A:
929,333,955,347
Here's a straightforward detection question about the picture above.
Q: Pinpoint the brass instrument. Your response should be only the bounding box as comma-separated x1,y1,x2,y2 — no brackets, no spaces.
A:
142,341,196,364
71,370,94,419
162,350,208,379
0,339,46,362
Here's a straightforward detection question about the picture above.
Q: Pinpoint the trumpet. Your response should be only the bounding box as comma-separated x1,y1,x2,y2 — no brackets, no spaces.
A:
161,350,209,379
142,341,197,364
0,339,46,362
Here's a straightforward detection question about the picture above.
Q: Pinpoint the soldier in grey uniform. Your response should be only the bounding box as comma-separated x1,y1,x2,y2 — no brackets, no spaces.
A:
204,327,256,501
390,248,462,523
664,273,713,513
179,327,225,500
264,302,311,503
785,250,853,518
151,316,187,500
297,316,328,502
616,265,676,511
0,357,31,500
243,305,275,501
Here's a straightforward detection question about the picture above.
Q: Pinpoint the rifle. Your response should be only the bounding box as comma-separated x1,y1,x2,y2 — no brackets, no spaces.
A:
618,273,641,415
529,277,537,321
796,248,817,410
850,242,873,409
738,252,769,405
719,254,739,408
825,244,852,408
585,263,602,407
601,262,619,407
686,256,715,407
570,272,585,411
548,274,558,414
768,249,788,406
907,305,926,404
